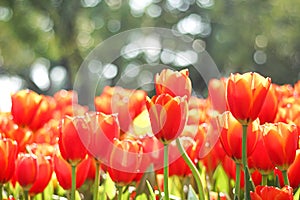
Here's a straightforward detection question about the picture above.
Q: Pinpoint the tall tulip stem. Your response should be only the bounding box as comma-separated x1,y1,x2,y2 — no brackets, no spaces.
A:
163,144,170,200
282,170,290,186
93,161,100,200
71,164,77,200
242,124,250,200
176,138,205,200
234,162,241,200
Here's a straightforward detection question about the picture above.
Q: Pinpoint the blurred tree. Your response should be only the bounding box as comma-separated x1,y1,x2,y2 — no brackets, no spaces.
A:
0,0,300,95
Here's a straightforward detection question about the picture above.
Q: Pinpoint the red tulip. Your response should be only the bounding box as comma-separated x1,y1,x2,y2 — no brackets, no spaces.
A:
106,139,142,186
11,90,55,131
146,93,188,144
155,68,192,100
262,122,298,170
0,113,33,152
85,112,120,163
0,137,18,184
53,155,91,190
217,111,260,162
208,78,227,113
250,185,293,200
248,132,275,174
95,86,147,133
288,149,300,188
29,156,53,195
15,153,38,190
226,72,271,125
58,115,90,165
258,84,278,124
139,135,164,172
53,90,88,118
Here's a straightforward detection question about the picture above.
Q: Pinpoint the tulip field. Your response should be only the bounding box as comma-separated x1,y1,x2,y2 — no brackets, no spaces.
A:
0,69,300,200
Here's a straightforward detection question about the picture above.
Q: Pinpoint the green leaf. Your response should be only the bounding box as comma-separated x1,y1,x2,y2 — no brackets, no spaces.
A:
103,173,116,199
294,187,300,200
187,185,198,200
146,180,156,200
213,165,230,194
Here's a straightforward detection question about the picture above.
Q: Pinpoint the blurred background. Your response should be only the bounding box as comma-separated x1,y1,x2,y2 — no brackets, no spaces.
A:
1,0,300,110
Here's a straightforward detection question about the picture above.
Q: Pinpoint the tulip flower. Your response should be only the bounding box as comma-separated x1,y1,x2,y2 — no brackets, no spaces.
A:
217,111,260,162
226,72,271,125
29,156,53,196
155,68,192,100
258,84,278,124
58,115,90,165
86,112,120,162
146,93,188,144
0,137,18,200
95,86,147,133
0,113,33,152
248,132,275,185
11,90,55,131
0,137,18,184
84,112,120,200
15,153,38,199
262,122,298,185
106,139,142,186
208,78,227,113
53,154,91,190
218,111,260,199
250,185,293,200
288,149,300,189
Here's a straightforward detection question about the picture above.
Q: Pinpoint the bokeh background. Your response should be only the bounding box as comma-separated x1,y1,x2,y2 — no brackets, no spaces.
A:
1,0,300,110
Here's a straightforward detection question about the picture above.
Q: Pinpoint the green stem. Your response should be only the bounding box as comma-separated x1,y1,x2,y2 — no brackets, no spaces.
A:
242,124,250,200
0,184,2,200
261,174,268,185
71,164,77,200
176,138,205,200
282,170,290,186
163,144,170,200
117,185,123,200
24,190,30,200
93,161,100,200
234,162,241,200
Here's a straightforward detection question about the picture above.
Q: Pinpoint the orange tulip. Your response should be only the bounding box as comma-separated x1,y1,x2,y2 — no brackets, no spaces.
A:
95,86,147,133
11,90,55,131
226,72,271,125
0,114,33,152
250,185,293,200
217,111,260,162
262,122,298,170
146,93,188,144
155,68,192,100
58,115,90,165
0,137,18,184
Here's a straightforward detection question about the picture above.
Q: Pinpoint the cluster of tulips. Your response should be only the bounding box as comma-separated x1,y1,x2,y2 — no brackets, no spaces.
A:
0,68,299,200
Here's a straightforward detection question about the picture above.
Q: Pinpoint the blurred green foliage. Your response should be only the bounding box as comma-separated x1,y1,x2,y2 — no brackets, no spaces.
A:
0,0,300,94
